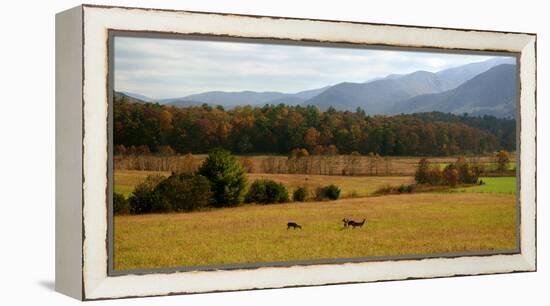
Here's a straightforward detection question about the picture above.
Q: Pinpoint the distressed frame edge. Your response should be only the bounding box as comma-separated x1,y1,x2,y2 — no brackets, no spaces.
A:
518,35,537,271
78,5,537,300
55,5,84,300
81,3,537,36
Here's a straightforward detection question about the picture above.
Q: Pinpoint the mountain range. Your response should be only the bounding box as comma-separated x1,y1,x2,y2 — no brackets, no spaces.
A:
156,86,330,108
118,57,517,118
389,64,517,118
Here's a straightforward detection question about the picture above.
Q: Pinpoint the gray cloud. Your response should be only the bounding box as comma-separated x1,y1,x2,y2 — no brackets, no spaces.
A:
114,36,501,99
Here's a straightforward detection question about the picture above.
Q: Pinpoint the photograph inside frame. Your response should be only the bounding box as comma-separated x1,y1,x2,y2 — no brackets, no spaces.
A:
110,33,519,272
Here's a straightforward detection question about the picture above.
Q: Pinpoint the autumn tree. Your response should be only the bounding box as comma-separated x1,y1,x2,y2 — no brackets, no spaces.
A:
326,144,338,155
495,150,511,172
442,164,459,187
239,157,255,173
304,127,320,150
157,145,175,156
114,144,127,156
180,153,198,174
415,158,430,184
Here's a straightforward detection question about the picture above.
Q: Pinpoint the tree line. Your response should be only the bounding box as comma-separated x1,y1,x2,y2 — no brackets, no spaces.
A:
114,95,515,156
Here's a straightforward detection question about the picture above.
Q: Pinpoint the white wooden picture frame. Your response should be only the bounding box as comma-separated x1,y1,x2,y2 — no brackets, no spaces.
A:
55,4,536,300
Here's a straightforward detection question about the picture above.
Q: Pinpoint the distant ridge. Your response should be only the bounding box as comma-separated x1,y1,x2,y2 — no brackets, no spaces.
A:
303,57,515,113
116,57,516,118
114,92,148,104
389,64,517,118
120,92,155,102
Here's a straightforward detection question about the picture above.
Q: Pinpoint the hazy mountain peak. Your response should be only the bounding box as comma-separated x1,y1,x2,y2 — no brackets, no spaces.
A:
121,92,155,102
389,63,517,118
436,56,516,89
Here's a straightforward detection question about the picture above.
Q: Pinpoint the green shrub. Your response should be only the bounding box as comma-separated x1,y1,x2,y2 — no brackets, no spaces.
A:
374,185,393,195
199,148,247,207
405,184,415,193
397,184,406,193
315,184,341,200
293,187,308,202
245,179,289,204
113,192,129,215
457,162,481,184
155,173,212,212
128,175,165,214
414,158,430,184
375,184,415,195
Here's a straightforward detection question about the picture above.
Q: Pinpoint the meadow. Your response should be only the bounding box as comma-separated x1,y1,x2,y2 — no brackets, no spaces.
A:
114,192,517,270
113,166,517,270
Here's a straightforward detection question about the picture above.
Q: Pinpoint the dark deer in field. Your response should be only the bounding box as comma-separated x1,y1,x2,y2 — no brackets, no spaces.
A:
287,222,302,230
348,219,366,228
342,218,351,228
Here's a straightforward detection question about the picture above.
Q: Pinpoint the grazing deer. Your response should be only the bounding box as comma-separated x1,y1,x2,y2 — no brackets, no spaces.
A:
287,222,302,230
348,219,366,228
342,218,351,227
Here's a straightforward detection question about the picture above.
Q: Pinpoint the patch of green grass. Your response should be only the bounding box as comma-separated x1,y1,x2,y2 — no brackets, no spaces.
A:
453,177,516,195
433,162,516,171
114,185,134,198
114,192,517,270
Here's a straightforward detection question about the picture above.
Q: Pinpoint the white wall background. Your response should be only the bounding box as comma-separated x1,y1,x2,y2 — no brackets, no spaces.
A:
0,0,546,305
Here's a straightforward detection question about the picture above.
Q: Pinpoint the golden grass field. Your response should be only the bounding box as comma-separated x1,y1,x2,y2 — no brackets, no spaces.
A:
113,167,517,270
114,192,517,270
114,170,170,198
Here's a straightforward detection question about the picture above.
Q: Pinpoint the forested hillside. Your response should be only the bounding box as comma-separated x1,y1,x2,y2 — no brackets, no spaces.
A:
114,95,516,156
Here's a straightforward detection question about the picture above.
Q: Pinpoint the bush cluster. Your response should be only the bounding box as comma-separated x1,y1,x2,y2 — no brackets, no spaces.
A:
292,187,308,202
127,173,212,214
113,192,130,215
456,158,483,184
128,175,165,214
120,149,345,214
245,180,289,204
155,173,212,212
414,157,482,187
375,184,416,195
121,149,249,214
315,184,341,200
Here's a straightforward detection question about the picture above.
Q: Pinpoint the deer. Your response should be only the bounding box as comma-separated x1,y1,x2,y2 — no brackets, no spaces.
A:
287,222,302,230
342,218,351,228
347,218,366,229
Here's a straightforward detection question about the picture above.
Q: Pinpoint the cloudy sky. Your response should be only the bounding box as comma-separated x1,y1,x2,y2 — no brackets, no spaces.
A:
114,36,499,99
